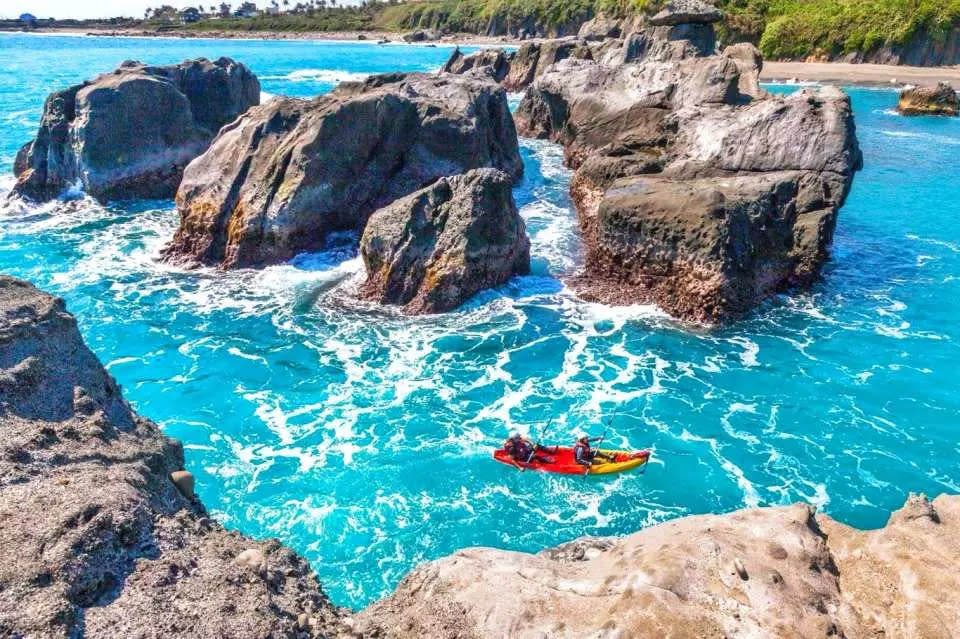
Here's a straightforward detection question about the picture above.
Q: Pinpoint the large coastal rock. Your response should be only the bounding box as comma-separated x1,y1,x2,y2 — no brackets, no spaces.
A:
897,82,959,116
502,39,594,91
12,57,259,202
360,169,529,314
515,43,861,322
353,494,960,638
0,276,343,638
162,72,523,269
441,47,511,83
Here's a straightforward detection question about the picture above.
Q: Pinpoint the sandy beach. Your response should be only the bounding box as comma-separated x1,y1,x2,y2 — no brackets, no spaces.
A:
762,61,960,87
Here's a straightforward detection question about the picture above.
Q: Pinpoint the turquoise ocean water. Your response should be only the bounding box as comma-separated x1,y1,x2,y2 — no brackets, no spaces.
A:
1,33,958,608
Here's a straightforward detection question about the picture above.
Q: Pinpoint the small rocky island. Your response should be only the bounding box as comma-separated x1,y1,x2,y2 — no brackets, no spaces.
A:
12,57,259,202
3,276,960,638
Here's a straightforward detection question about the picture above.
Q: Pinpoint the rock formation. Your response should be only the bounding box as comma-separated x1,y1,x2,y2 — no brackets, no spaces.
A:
510,9,861,322
353,493,960,638
0,276,343,638
897,82,959,116
441,47,511,83
502,39,594,91
11,57,259,203
162,72,523,269
360,168,530,314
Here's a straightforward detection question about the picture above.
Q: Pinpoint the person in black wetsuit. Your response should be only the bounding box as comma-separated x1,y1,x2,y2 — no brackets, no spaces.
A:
503,432,555,464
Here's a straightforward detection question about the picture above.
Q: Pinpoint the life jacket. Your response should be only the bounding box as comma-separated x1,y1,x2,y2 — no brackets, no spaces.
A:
573,440,591,463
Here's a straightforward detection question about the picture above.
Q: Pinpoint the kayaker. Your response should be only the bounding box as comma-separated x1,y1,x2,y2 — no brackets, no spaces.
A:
573,434,614,468
503,432,555,464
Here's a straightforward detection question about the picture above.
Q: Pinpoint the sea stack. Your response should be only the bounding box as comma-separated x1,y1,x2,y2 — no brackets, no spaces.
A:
897,82,959,116
510,9,861,323
162,72,523,271
12,57,260,202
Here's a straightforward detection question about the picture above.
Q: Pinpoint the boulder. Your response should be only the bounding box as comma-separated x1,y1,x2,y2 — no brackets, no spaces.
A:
897,82,959,116
502,39,594,91
402,29,441,42
621,21,718,62
12,57,259,202
0,276,344,637
441,47,510,83
162,72,523,269
649,0,723,26
723,42,767,100
576,13,622,41
360,168,530,314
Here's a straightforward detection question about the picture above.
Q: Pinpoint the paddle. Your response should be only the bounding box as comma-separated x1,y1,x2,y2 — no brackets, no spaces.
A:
583,415,615,477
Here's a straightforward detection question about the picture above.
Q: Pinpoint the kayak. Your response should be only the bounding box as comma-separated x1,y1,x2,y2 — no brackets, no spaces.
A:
493,446,651,475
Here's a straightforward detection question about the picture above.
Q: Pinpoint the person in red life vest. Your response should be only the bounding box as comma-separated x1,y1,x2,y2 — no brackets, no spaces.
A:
503,432,555,464
573,433,614,470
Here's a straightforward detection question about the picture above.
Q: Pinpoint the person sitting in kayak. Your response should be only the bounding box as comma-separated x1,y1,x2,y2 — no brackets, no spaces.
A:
573,434,615,468
503,432,555,464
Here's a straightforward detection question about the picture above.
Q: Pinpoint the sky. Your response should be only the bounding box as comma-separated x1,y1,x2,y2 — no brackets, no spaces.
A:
1,0,361,20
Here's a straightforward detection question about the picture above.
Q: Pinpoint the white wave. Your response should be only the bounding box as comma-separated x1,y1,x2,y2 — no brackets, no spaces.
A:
881,130,960,146
260,68,371,83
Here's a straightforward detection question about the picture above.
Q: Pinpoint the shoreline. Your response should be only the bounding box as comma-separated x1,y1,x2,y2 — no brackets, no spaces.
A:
6,28,960,86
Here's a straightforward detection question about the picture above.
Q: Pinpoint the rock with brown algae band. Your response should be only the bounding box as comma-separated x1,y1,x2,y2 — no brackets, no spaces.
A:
162,72,523,270
897,82,959,116
360,168,530,314
12,57,259,202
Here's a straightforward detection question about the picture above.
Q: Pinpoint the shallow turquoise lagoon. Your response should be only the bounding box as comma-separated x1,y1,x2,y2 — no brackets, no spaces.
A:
1,33,959,608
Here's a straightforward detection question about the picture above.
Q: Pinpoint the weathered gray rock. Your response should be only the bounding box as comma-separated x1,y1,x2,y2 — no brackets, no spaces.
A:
514,56,742,166
441,47,511,83
402,29,441,42
360,168,529,314
162,72,523,269
576,13,622,41
516,50,861,321
353,494,960,638
0,276,344,638
723,42,767,100
897,82,959,116
502,39,594,91
651,0,722,26
11,57,259,202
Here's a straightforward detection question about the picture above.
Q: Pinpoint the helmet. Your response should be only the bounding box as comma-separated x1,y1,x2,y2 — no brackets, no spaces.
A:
510,431,522,440
575,432,589,442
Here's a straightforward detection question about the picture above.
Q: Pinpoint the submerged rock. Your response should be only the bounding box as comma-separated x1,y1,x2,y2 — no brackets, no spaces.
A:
0,276,343,638
897,82,959,116
360,168,529,314
515,49,861,322
12,57,259,202
162,72,522,269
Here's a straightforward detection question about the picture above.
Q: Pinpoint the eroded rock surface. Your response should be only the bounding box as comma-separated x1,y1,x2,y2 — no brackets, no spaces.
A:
360,168,529,314
897,82,959,116
514,18,861,322
12,57,259,202
162,72,522,269
354,494,960,639
0,276,343,638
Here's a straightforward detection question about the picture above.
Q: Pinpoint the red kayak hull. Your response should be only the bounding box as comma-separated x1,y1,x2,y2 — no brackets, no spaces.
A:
493,446,651,475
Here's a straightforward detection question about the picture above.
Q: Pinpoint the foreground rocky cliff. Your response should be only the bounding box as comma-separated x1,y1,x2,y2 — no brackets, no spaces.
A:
12,57,259,203
355,494,960,638
0,276,342,638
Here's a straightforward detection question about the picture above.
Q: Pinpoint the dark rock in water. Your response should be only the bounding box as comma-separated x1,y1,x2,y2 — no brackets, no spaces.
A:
442,47,511,83
360,168,530,314
0,275,344,637
162,72,522,269
515,44,862,322
502,39,593,91
11,57,259,203
403,29,441,43
897,82,959,116
649,0,723,26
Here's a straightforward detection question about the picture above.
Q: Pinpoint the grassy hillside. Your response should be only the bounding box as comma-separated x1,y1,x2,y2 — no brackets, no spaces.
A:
154,0,960,61
720,0,960,60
